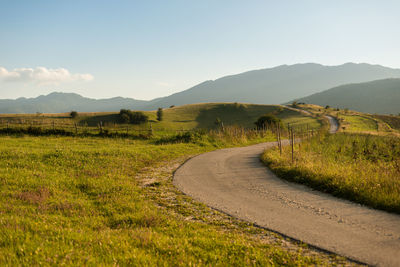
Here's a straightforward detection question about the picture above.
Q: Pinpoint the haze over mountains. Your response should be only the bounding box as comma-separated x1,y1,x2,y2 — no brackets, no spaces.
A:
1,63,400,114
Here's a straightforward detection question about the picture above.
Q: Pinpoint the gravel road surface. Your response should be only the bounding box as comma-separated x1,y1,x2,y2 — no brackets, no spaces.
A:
174,140,400,266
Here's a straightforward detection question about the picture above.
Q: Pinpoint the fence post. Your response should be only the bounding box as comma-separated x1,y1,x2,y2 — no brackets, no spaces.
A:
74,123,78,135
291,128,294,164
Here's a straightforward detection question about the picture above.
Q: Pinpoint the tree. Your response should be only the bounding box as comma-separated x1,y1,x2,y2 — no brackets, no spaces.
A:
70,111,78,118
119,109,148,124
130,111,148,124
254,113,281,129
157,108,163,121
120,113,130,123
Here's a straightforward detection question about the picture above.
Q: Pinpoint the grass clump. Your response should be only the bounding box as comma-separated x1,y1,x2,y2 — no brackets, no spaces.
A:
262,133,400,213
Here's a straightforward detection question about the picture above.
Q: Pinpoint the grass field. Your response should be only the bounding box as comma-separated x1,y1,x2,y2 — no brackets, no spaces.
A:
0,103,323,133
262,133,400,213
0,133,352,265
337,114,378,132
294,103,399,135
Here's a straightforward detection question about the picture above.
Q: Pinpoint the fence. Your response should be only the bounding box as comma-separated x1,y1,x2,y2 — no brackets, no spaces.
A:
0,119,323,148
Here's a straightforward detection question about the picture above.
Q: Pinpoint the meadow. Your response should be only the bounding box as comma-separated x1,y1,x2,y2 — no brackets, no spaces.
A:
262,132,400,213
0,133,351,265
0,103,323,133
0,105,352,265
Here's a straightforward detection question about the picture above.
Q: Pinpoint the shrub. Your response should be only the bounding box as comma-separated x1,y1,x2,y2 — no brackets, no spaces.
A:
119,109,149,124
130,111,148,124
255,114,282,129
70,111,78,118
120,113,130,124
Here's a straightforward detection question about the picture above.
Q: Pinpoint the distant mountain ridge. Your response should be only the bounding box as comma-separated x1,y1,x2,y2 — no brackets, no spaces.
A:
0,92,153,113
143,62,400,110
1,63,400,114
293,78,400,114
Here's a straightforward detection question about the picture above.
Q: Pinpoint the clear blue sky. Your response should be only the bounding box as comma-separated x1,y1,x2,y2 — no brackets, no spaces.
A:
1,0,399,100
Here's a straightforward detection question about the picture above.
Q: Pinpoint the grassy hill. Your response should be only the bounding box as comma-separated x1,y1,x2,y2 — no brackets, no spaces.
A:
294,78,400,115
144,103,322,130
76,103,324,131
0,103,323,132
293,104,400,136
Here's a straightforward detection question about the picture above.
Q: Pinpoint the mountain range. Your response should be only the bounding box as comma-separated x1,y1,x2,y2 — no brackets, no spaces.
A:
1,63,400,114
294,78,400,114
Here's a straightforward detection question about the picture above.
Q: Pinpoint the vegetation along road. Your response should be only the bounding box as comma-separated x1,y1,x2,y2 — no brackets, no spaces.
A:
174,118,400,266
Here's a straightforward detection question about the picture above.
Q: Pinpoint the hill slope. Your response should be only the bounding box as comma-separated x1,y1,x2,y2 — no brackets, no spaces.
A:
294,79,400,114
145,63,400,109
79,103,322,130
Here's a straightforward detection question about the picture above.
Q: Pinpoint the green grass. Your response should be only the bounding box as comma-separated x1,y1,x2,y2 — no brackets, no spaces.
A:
262,133,400,213
0,132,352,266
0,103,323,140
79,103,322,130
337,114,378,132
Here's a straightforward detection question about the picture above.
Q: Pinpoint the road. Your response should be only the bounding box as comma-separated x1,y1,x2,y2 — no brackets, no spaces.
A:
174,125,400,266
325,115,339,133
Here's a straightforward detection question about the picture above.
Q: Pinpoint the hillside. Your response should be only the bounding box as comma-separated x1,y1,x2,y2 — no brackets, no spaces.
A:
0,103,323,132
2,63,400,114
294,78,400,114
146,63,400,109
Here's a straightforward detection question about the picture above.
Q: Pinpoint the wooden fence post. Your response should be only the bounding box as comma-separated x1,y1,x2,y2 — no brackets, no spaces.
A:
291,128,294,164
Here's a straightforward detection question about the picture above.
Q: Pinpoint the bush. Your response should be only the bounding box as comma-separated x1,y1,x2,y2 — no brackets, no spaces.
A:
119,109,148,124
120,113,130,123
155,131,205,144
255,114,282,129
130,111,148,124
70,111,78,118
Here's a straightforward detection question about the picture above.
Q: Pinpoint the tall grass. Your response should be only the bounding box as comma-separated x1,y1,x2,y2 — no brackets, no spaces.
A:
262,133,400,213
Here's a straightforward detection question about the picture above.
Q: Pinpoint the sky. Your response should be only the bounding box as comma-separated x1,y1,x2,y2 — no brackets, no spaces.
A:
1,0,400,100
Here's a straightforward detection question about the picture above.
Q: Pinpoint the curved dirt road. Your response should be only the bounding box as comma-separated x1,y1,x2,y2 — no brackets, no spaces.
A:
174,142,400,266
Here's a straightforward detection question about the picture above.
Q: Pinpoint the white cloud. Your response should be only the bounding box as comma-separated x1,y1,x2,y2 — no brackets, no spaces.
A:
0,66,94,84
